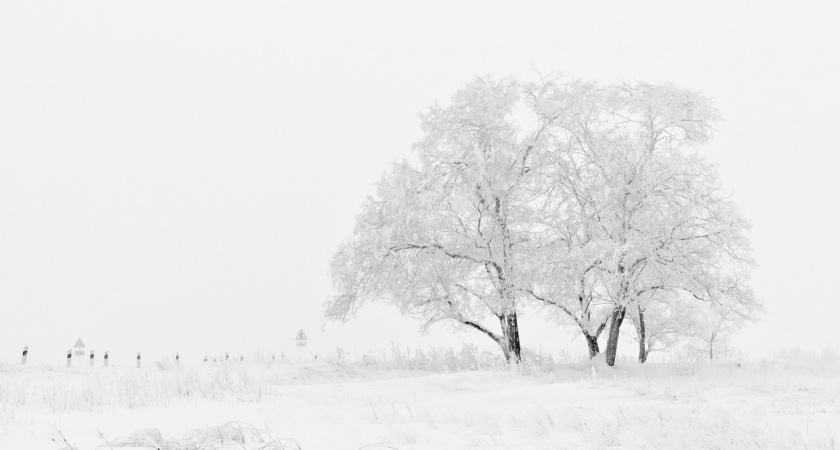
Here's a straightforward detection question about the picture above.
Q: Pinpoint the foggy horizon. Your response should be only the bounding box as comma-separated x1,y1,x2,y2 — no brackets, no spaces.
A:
2,1,838,367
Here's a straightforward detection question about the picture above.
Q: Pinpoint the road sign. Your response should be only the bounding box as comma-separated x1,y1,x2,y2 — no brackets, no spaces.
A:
73,338,86,356
295,329,308,347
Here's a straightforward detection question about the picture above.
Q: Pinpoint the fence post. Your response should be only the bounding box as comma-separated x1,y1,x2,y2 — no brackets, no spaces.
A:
21,346,28,365
136,352,141,368
90,350,95,367
104,351,109,367
66,349,72,367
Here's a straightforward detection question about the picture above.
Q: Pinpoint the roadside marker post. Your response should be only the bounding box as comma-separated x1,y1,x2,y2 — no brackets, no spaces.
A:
90,350,95,367
21,346,28,365
104,351,109,367
73,338,86,368
66,350,72,367
136,352,141,368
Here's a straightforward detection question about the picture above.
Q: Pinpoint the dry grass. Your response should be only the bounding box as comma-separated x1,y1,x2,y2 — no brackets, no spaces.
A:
49,429,78,450
104,422,302,450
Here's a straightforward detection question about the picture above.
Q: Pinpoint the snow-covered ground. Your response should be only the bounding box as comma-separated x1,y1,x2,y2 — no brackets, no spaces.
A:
1,355,838,449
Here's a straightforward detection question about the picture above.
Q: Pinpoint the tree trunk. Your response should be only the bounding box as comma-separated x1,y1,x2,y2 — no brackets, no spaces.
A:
501,312,522,363
708,332,716,361
605,305,626,367
580,313,609,359
637,307,647,363
585,333,600,359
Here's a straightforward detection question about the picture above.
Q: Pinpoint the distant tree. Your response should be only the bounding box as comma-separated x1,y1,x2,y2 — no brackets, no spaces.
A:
325,78,553,362
681,302,747,361
631,272,757,363
627,292,703,363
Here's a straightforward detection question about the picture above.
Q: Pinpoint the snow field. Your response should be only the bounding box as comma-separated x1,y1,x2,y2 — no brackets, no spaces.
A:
1,354,838,449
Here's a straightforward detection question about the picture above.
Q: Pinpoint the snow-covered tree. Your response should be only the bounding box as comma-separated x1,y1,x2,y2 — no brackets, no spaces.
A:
524,78,759,365
325,78,553,362
326,75,759,367
680,301,747,361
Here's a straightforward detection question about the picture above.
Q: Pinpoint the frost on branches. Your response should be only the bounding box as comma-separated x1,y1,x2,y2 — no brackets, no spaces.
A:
325,75,761,366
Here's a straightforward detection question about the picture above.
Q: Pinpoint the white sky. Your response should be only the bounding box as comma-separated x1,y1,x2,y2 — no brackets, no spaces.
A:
1,1,838,365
